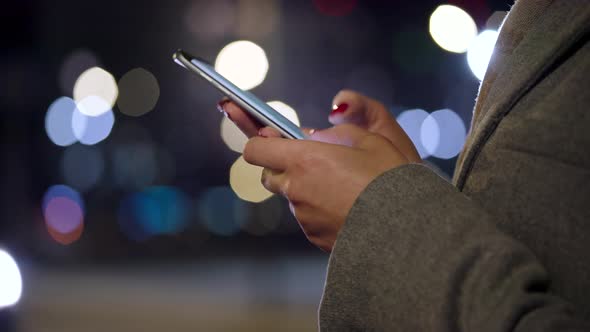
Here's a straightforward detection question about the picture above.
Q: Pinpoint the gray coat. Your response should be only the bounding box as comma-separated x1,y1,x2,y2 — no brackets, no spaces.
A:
320,0,590,330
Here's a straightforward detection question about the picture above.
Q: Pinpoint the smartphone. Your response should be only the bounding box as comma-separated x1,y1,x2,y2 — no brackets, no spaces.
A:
173,49,305,139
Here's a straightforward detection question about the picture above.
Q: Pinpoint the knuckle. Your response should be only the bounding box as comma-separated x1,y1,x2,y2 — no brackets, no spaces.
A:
360,132,389,148
281,179,292,198
298,152,320,172
242,139,258,163
285,177,306,203
336,123,359,131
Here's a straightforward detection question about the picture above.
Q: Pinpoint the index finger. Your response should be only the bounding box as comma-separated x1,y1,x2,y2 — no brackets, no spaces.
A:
220,100,263,137
243,136,317,170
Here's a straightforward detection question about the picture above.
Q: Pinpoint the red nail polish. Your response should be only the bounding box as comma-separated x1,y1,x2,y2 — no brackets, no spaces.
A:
330,103,348,116
216,99,230,113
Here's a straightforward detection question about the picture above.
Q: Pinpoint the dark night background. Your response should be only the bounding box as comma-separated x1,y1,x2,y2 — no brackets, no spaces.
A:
0,0,511,330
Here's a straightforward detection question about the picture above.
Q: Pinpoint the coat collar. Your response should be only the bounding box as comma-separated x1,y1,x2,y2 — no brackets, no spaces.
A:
453,0,590,189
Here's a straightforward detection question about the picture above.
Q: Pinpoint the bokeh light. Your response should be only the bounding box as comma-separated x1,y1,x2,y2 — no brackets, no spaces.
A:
221,116,248,153
72,102,115,145
313,0,358,16
220,101,299,153
215,40,269,90
118,186,190,242
73,67,118,116
42,185,85,245
59,49,100,96
467,30,499,80
60,145,104,192
422,109,467,159
0,249,22,308
42,184,85,211
230,156,273,203
235,0,279,39
429,5,477,53
117,68,160,117
420,114,441,156
197,186,249,236
111,142,158,189
267,101,300,126
45,97,78,147
396,109,431,159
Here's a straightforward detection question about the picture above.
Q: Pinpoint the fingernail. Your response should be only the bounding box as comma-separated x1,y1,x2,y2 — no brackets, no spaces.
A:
216,99,230,113
224,111,233,121
330,103,348,116
257,128,268,137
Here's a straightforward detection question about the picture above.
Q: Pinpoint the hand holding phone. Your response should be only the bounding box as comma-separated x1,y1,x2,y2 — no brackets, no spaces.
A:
173,49,305,139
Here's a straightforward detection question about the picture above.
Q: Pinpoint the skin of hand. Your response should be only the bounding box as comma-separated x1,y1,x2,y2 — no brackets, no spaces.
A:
245,124,410,252
218,90,422,251
219,89,421,162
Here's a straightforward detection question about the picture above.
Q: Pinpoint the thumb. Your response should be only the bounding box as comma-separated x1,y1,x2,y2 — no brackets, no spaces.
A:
329,90,421,162
328,90,387,128
309,124,371,147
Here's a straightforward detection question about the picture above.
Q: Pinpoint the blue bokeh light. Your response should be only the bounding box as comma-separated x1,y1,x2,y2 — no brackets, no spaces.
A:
42,184,85,213
197,186,249,237
118,186,190,242
396,109,431,159
45,97,78,147
72,101,115,145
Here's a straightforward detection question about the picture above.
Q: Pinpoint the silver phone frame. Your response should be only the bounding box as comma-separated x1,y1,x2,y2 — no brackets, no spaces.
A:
173,49,304,140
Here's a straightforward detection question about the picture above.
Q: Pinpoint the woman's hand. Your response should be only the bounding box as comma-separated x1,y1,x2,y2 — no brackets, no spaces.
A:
218,89,421,162
244,124,410,252
329,90,421,163
217,89,422,251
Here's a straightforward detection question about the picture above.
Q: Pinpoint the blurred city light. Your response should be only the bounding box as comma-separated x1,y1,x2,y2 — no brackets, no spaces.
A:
422,109,467,159
267,101,300,126
184,0,236,42
42,185,85,211
235,0,279,39
221,116,248,153
60,144,104,192
45,97,78,147
467,30,499,80
42,185,85,245
313,0,358,16
59,49,100,96
396,109,431,159
215,40,269,90
0,249,22,308
230,156,273,203
197,186,248,236
72,103,115,145
118,186,190,241
117,68,160,117
111,142,158,189
220,100,299,153
429,5,478,53
420,113,441,156
73,67,118,116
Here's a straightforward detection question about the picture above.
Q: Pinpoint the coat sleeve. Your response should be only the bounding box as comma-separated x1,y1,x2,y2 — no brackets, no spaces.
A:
319,164,590,332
